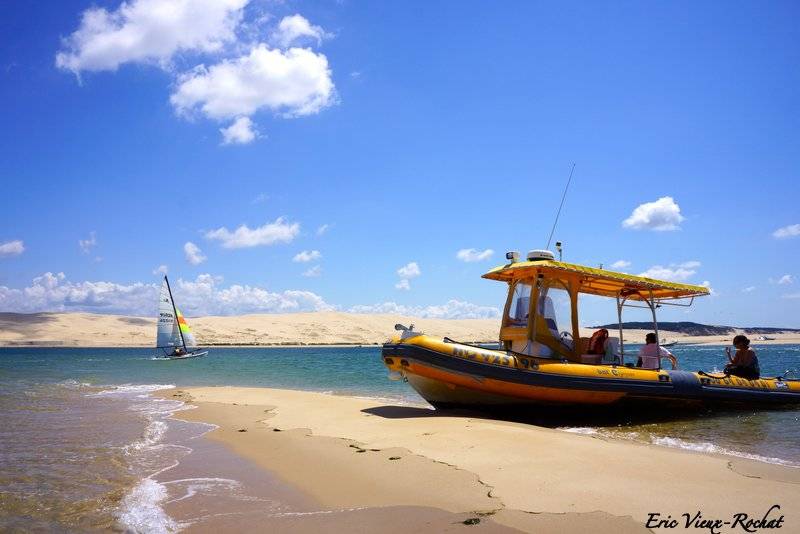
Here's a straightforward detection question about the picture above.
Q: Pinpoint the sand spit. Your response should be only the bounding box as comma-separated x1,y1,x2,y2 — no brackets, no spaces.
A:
158,387,799,533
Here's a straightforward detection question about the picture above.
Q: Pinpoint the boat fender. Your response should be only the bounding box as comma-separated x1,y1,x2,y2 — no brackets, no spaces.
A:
666,370,702,396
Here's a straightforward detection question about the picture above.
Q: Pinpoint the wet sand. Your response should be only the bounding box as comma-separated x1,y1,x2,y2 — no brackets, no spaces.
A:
155,386,800,533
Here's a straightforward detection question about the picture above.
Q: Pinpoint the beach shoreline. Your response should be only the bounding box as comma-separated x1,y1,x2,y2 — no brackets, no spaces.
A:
155,386,800,533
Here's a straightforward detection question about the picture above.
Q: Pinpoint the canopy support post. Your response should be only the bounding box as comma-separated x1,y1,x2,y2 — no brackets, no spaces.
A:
616,294,625,363
647,289,660,370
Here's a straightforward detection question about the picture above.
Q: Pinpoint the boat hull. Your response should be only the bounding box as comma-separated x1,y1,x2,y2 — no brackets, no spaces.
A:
382,336,800,409
157,350,208,360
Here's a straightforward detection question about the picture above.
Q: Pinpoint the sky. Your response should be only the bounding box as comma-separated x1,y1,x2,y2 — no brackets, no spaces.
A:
0,1,798,327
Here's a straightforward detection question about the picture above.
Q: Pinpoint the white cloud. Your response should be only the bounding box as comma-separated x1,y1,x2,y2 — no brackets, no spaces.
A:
700,280,717,296
0,272,333,315
622,196,685,231
777,274,794,285
316,224,330,236
773,224,800,239
170,43,335,131
79,231,97,254
55,0,248,74
271,14,328,48
184,242,207,265
456,248,494,263
349,300,500,320
0,240,25,257
610,260,631,269
205,218,299,249
742,286,756,293
220,116,258,145
0,272,156,314
174,273,333,315
293,250,321,263
302,265,322,278
252,193,268,204
639,261,700,282
153,265,169,275
395,279,410,291
397,262,421,279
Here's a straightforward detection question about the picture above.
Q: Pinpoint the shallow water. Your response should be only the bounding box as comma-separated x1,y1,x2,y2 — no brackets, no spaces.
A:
0,344,798,530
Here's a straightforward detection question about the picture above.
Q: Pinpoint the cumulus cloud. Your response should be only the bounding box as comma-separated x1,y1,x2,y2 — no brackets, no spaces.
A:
0,272,157,314
639,261,700,282
0,240,25,257
220,116,258,145
700,280,717,296
397,262,421,279
57,3,336,145
349,300,500,320
173,273,332,315
777,274,794,285
153,265,169,275
742,286,756,293
610,260,631,269
271,14,329,48
184,242,207,265
316,224,330,236
773,224,800,239
0,272,333,316
205,218,299,248
55,0,248,74
622,197,685,231
395,279,410,291
302,265,322,278
79,231,97,254
170,43,335,131
395,261,420,291
456,248,494,263
293,250,321,263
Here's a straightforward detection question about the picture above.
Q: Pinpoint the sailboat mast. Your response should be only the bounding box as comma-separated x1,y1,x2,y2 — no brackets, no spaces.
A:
164,275,187,351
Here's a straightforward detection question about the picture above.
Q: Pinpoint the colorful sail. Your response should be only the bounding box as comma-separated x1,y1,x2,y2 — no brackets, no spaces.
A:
175,308,197,348
156,278,182,349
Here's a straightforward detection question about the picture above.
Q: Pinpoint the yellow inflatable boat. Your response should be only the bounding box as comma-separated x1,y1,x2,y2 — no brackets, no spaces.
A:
382,251,800,409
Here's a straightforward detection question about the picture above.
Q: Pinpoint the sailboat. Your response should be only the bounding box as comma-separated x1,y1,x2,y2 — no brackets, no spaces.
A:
155,276,208,360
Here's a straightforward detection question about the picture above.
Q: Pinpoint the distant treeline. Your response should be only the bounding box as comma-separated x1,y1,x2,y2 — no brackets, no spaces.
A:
592,321,800,336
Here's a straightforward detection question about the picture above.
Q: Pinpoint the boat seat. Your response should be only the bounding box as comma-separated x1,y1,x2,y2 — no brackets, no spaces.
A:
580,337,621,365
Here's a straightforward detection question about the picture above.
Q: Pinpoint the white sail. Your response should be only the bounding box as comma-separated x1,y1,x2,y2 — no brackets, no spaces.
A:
156,278,183,349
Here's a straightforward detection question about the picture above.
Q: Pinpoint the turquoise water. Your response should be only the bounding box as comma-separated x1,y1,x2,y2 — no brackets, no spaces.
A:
0,344,798,530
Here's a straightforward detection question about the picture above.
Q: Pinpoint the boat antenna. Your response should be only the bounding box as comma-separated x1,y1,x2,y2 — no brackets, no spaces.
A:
546,163,576,250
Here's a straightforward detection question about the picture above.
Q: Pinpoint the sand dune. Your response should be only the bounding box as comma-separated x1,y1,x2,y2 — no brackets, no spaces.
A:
0,312,499,347
1,312,798,347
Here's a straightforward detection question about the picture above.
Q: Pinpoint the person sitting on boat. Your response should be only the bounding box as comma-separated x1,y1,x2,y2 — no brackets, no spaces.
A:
173,347,185,356
725,335,760,380
637,333,677,370
587,329,609,355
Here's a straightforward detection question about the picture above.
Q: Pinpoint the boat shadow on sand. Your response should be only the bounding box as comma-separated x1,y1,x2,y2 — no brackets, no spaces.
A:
360,402,797,430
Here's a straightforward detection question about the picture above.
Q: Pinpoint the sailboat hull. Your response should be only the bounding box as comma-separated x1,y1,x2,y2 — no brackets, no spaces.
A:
157,350,208,360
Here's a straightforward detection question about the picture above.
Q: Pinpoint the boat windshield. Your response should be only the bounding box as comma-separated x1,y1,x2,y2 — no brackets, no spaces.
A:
507,282,531,327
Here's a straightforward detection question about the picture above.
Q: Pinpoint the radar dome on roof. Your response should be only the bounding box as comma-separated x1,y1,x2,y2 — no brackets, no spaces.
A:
527,250,555,261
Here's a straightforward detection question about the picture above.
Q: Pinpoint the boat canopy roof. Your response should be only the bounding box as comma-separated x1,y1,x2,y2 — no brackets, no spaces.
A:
482,260,710,301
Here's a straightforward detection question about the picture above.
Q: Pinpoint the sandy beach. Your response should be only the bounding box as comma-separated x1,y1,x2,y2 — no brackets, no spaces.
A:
156,386,799,533
2,312,799,347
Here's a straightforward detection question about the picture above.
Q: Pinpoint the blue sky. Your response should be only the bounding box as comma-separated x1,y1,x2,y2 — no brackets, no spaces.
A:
0,1,798,326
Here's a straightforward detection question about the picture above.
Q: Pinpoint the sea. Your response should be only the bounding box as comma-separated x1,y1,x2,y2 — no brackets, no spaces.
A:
1,344,799,531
